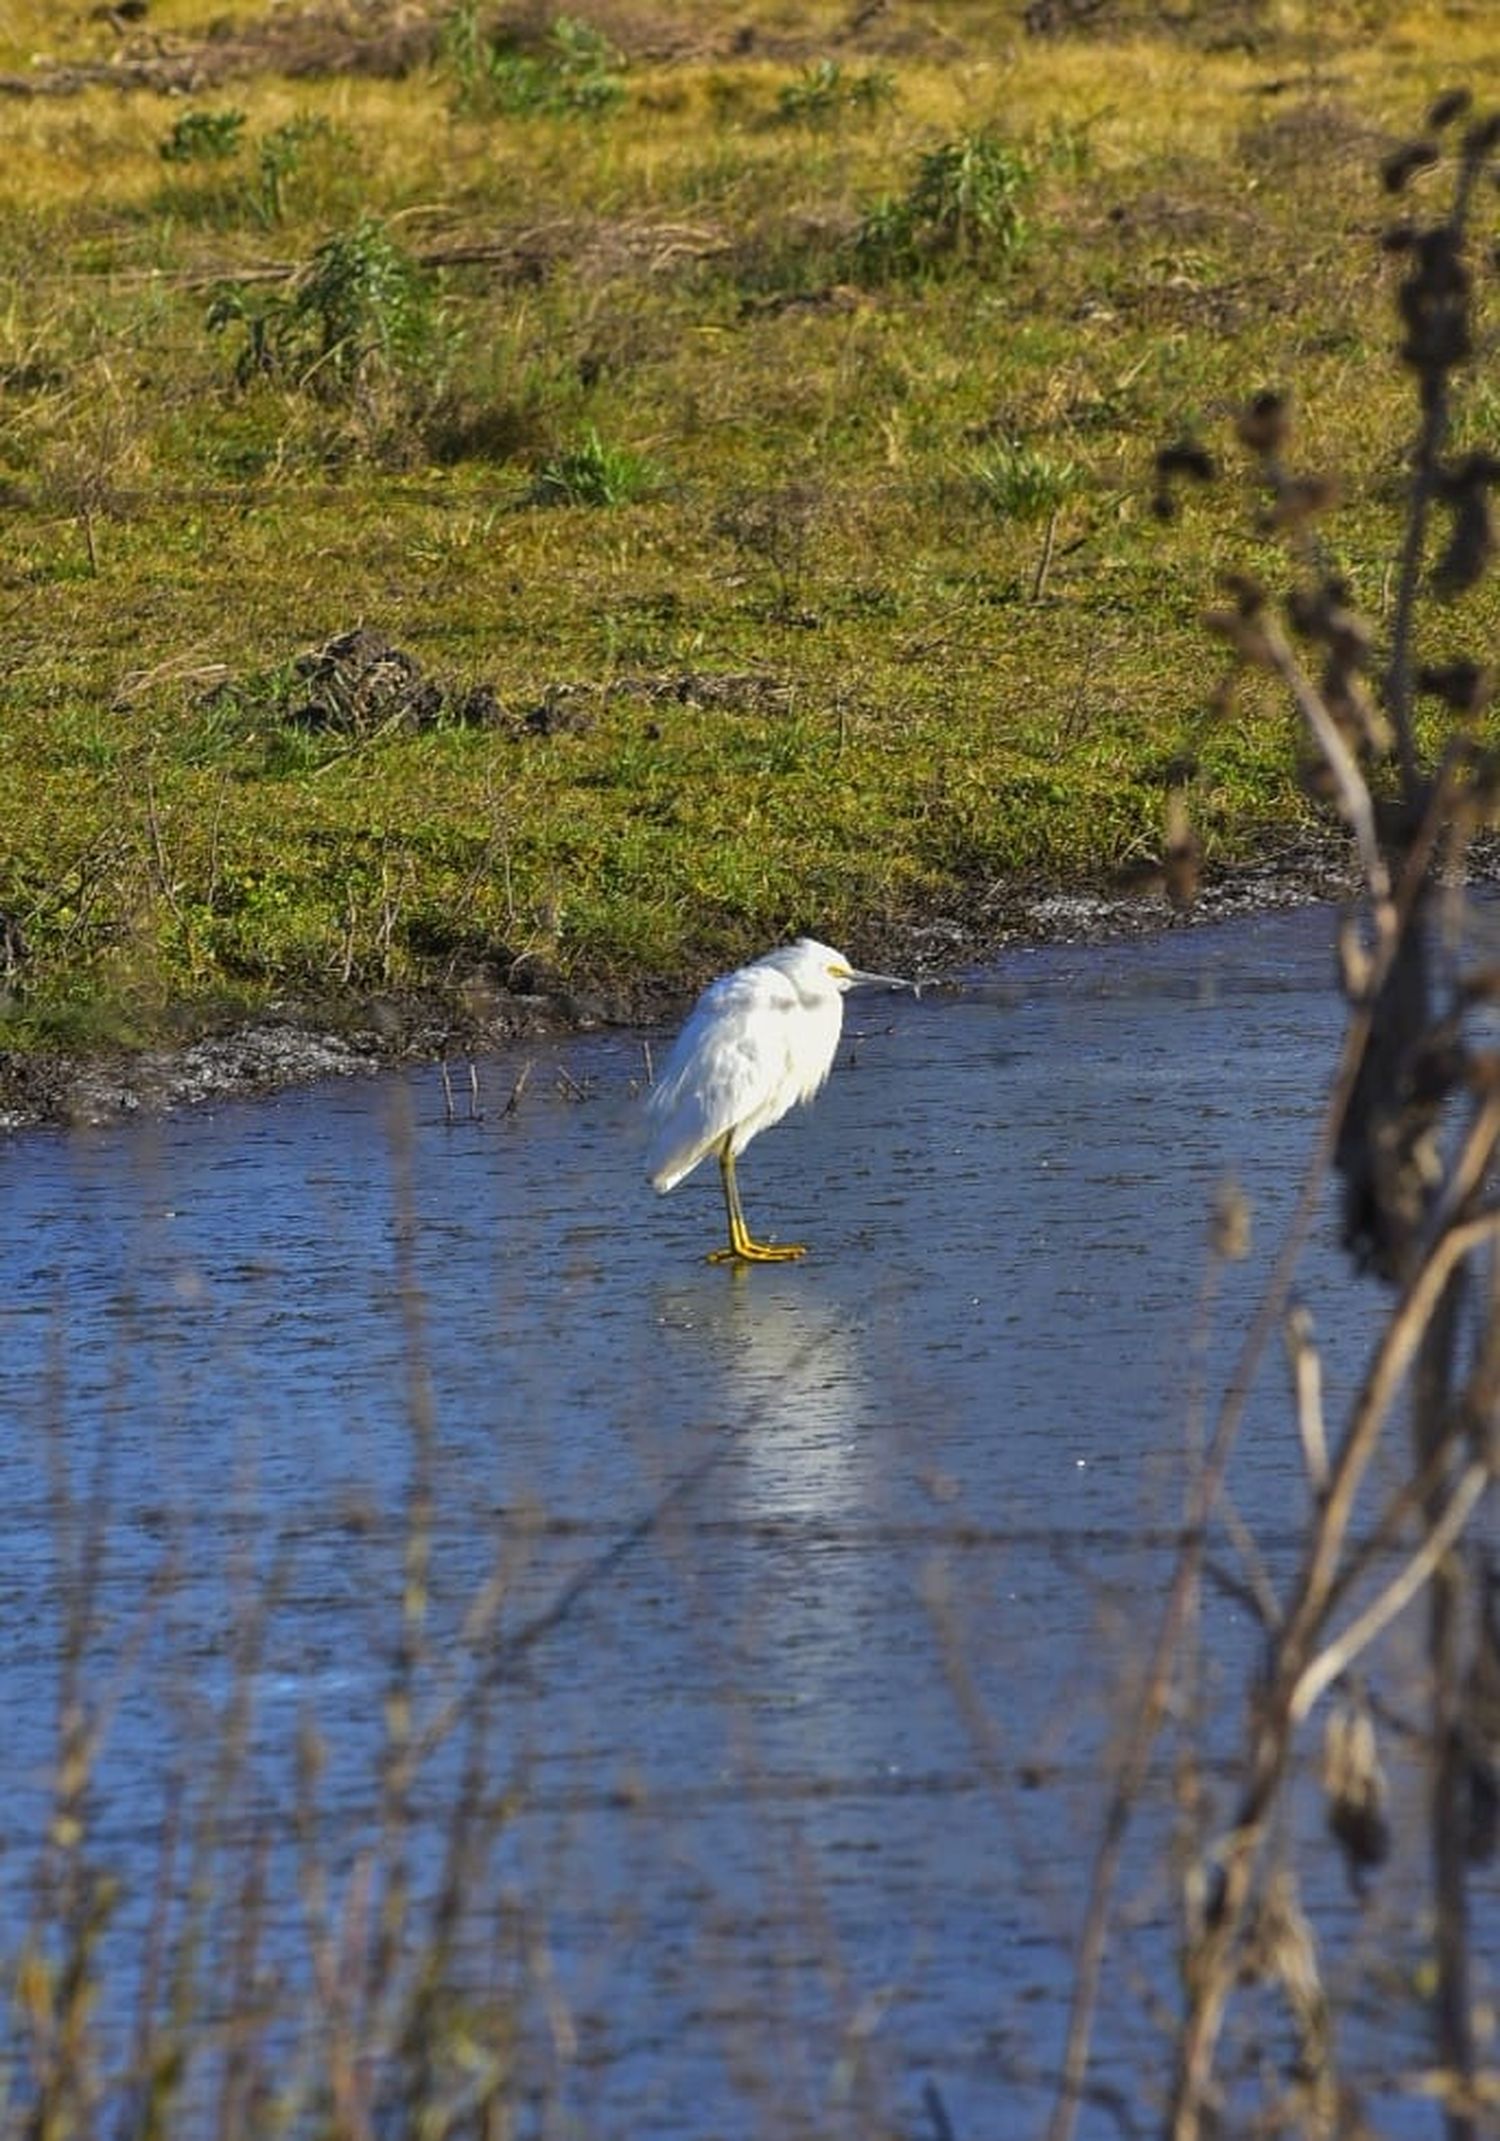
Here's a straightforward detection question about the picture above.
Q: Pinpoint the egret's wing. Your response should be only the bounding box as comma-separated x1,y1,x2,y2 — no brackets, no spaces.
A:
645,966,799,1191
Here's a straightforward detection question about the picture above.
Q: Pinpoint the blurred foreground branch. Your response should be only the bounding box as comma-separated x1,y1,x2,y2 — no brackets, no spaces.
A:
1055,92,1500,2141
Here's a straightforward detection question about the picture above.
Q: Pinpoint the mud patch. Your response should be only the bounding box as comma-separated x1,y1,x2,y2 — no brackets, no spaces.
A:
287,627,503,735
0,3,441,99
0,1025,368,1133
0,988,576,1134
276,633,793,741
516,668,793,734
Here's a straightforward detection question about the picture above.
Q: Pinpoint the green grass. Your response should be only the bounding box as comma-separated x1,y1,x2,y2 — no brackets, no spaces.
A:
1,0,1499,1046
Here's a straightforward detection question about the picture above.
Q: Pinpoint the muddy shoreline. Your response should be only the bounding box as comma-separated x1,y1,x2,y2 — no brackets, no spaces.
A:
0,838,1366,1132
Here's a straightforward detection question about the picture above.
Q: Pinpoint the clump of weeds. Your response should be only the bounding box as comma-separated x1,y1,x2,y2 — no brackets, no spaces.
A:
530,425,660,506
852,130,1031,280
158,107,247,166
440,6,626,118
251,115,340,227
769,60,897,129
156,107,341,226
965,436,1082,520
207,217,444,442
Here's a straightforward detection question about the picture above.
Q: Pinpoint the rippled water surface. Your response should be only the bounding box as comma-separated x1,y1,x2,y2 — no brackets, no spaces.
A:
0,907,1462,2135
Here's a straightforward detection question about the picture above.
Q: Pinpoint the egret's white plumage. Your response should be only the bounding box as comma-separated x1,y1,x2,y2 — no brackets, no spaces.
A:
646,938,912,1263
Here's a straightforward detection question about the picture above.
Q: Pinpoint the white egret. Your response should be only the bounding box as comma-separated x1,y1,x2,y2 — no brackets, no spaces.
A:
645,938,913,1264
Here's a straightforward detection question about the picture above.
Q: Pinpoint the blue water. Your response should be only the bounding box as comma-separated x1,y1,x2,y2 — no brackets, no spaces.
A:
0,906,1476,2136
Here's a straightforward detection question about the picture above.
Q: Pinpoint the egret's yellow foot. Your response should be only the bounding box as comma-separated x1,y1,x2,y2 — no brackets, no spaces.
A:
711,1148,806,1263
708,1234,808,1265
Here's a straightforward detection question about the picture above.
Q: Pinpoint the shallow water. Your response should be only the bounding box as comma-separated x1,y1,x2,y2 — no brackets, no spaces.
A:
0,906,1470,2135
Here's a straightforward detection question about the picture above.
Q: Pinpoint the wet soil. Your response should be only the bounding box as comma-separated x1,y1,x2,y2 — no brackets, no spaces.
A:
0,830,1366,1131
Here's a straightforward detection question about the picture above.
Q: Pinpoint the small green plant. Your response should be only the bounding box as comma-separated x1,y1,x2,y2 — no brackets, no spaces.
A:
442,8,626,118
853,130,1030,279
207,218,438,400
157,108,337,225
252,114,335,226
158,108,247,163
293,220,434,386
439,0,492,103
204,280,277,388
1038,111,1100,178
771,60,896,128
967,437,1080,519
531,426,658,506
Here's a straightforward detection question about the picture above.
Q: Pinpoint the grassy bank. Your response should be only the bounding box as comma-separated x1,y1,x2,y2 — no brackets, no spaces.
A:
1,0,1497,1048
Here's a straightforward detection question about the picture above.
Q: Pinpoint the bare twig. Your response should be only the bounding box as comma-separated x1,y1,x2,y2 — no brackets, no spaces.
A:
1292,1460,1492,1722
1031,505,1060,601
1286,1304,1329,1494
1259,614,1392,919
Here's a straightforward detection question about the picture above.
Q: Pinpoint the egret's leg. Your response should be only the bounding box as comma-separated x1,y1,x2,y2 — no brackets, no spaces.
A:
708,1143,807,1263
